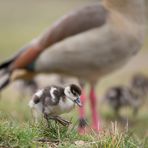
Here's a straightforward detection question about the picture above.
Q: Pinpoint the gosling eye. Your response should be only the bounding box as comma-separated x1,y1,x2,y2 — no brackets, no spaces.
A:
72,90,77,96
73,92,77,96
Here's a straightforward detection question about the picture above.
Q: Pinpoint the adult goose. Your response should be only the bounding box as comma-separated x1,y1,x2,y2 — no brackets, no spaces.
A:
0,0,145,132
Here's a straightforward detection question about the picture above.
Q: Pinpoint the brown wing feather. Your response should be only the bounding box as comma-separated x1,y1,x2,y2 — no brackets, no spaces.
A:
10,3,108,70
38,3,108,49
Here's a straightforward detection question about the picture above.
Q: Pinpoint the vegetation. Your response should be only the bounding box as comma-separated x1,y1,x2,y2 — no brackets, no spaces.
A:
0,97,147,147
0,112,146,148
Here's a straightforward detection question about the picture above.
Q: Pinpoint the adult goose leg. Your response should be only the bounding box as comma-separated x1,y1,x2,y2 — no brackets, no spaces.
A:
89,82,101,132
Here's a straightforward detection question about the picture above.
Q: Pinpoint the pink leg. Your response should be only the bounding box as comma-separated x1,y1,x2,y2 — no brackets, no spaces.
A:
79,89,86,119
89,85,101,132
78,89,87,134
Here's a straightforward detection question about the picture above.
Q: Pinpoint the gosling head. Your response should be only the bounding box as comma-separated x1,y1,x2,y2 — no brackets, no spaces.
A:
64,84,82,107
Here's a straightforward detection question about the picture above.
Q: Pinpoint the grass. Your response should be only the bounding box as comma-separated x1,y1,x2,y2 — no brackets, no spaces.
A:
0,121,35,148
0,112,146,148
0,95,148,147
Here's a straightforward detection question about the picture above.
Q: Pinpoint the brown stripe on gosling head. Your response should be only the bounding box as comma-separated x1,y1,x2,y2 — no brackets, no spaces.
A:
70,84,81,96
33,95,41,104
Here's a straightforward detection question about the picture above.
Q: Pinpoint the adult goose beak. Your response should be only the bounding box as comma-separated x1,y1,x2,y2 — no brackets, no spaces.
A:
74,97,82,107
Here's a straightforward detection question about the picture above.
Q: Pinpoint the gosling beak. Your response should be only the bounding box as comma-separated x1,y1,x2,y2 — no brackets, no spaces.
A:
74,97,82,107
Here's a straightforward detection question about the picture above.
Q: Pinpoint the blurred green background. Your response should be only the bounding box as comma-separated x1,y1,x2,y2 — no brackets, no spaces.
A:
0,0,98,60
0,0,148,142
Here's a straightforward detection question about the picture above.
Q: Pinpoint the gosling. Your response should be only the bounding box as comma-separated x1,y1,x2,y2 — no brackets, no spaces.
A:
29,84,82,126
